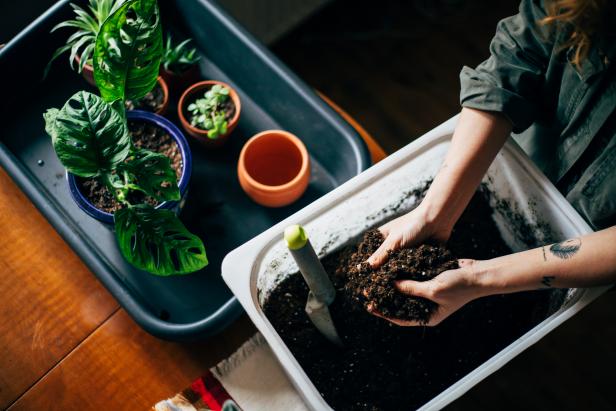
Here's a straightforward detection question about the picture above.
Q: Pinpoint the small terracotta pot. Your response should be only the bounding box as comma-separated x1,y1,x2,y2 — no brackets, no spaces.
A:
154,76,170,116
74,56,96,87
238,130,310,207
124,76,169,116
177,80,241,147
160,64,201,98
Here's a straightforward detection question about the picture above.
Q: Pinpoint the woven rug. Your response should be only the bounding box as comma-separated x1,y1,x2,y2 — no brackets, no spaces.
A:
152,333,309,411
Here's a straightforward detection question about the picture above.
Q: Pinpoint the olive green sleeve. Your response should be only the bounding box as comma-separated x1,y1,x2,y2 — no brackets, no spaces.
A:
460,0,553,133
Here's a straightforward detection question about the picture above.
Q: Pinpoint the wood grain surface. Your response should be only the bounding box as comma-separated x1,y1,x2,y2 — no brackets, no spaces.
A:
0,167,118,410
7,311,255,411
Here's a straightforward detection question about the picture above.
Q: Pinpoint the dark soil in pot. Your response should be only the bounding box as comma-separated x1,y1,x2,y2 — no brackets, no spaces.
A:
78,120,183,213
263,188,559,411
125,81,166,113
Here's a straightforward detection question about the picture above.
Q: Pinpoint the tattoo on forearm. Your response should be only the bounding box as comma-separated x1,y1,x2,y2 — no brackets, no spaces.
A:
541,276,555,288
542,246,547,262
549,238,581,259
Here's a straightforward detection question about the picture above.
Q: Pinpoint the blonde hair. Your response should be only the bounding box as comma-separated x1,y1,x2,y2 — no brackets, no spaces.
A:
541,0,610,68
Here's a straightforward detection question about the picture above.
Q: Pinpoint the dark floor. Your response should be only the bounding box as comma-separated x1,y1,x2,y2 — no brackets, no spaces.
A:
273,1,616,410
272,0,519,153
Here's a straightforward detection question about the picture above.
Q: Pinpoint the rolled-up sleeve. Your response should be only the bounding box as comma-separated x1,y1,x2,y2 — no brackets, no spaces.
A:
460,0,553,133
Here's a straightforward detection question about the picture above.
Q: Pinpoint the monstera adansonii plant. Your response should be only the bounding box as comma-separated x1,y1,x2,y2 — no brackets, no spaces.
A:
44,0,208,276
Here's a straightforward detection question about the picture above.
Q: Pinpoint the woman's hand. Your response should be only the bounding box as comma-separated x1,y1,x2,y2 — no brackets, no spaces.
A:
366,205,452,268
368,226,616,327
366,109,512,269
368,259,490,326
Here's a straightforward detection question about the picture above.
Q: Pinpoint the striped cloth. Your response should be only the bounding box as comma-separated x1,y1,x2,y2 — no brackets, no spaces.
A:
152,333,308,411
153,371,239,411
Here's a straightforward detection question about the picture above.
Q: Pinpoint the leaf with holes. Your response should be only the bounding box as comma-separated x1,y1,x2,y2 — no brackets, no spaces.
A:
118,148,180,201
43,90,131,177
114,204,207,275
93,0,163,102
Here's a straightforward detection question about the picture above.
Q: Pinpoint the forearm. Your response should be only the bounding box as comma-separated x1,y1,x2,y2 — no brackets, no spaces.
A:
474,226,616,295
420,107,512,234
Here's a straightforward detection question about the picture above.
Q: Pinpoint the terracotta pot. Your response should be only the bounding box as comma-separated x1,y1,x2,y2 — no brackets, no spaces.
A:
159,64,201,98
238,130,310,207
154,76,170,116
124,76,169,116
177,80,241,147
74,55,96,87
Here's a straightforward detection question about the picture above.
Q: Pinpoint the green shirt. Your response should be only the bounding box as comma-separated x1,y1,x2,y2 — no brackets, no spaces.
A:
460,0,616,230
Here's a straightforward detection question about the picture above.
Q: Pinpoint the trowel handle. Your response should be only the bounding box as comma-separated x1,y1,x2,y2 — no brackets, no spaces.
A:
284,225,336,305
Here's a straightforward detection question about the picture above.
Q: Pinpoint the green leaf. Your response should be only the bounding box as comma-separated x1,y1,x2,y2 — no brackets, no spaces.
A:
161,33,200,73
46,0,125,77
114,205,208,276
43,91,131,177
117,148,180,201
43,108,60,137
93,0,163,102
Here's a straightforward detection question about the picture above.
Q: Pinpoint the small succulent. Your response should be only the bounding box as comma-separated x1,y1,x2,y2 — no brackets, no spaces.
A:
162,34,200,74
187,85,231,139
46,0,126,75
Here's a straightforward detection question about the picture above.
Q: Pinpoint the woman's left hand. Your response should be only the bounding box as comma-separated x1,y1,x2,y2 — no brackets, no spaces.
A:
368,259,490,326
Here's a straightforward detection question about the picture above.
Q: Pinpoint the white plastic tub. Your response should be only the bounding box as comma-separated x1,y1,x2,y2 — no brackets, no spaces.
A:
222,115,609,410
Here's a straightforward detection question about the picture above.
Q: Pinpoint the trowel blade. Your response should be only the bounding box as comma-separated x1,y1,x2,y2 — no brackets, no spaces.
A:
305,291,343,346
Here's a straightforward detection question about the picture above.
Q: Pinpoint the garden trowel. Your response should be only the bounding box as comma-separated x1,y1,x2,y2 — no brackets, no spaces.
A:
284,225,343,346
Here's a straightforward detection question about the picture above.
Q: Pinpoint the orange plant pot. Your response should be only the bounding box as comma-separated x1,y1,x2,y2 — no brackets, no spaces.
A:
122,76,169,115
160,64,201,98
74,56,96,87
154,76,170,116
177,80,241,147
238,130,310,207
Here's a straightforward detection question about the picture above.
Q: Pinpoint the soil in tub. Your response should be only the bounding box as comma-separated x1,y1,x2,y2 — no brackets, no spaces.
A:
263,187,563,411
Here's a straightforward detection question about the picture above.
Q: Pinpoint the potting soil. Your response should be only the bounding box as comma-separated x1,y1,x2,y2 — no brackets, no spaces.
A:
263,188,557,411
125,81,166,113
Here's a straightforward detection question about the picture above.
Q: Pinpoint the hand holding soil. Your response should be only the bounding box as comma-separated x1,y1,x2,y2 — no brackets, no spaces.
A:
366,205,452,268
345,230,461,325
370,258,488,326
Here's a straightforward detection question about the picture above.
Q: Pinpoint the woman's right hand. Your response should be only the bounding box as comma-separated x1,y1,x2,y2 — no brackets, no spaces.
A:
366,204,452,268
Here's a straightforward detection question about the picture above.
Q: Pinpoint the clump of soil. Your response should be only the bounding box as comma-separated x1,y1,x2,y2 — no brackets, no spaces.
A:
125,81,165,113
263,188,561,411
343,231,458,323
78,121,182,213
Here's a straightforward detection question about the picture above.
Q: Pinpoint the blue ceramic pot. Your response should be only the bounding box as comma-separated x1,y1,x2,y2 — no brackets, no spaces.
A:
67,110,192,225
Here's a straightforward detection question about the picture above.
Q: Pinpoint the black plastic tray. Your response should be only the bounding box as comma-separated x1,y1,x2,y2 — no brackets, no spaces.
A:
0,0,370,340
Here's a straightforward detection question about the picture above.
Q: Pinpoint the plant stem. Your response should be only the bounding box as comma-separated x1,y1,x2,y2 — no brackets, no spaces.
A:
101,172,130,206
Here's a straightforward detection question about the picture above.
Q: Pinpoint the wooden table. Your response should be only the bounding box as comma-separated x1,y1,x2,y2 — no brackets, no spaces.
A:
0,98,385,411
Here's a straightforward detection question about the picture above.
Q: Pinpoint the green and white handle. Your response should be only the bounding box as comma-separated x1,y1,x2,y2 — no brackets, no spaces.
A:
284,224,336,305
284,224,342,346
